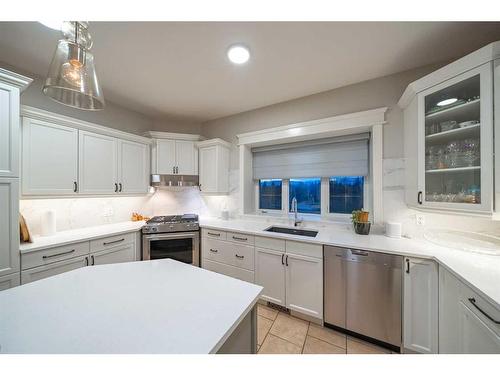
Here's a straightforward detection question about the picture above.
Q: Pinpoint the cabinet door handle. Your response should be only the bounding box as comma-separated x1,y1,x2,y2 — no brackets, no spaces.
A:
85,256,89,266
232,236,248,241
207,232,220,237
119,183,123,192
285,255,289,266
114,183,119,192
417,191,423,205
405,258,410,274
42,249,75,259
173,166,175,174
209,248,218,253
73,181,78,193
91,255,95,266
281,253,284,265
468,298,500,324
176,166,179,174
235,254,244,259
103,238,125,246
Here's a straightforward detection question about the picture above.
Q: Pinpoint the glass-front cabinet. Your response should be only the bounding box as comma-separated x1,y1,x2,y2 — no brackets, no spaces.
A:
417,63,493,212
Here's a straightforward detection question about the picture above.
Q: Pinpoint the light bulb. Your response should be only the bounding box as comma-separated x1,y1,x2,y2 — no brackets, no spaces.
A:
61,60,84,88
227,45,250,64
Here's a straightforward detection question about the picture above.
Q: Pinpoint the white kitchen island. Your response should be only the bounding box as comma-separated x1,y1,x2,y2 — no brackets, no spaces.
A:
0,259,262,354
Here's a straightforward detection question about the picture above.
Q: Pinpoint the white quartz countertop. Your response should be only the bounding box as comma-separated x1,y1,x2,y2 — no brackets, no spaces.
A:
199,217,500,309
19,221,145,253
0,259,262,354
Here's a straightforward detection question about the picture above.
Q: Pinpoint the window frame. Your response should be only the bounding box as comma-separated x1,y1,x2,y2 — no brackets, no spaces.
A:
255,176,371,223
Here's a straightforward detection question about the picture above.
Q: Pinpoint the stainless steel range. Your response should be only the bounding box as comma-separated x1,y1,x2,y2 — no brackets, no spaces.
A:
142,214,200,266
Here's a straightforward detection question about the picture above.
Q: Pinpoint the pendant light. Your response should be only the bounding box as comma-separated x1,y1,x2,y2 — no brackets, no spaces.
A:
43,21,105,110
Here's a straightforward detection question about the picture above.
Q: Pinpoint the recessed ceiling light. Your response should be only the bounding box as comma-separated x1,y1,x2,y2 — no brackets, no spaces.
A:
437,98,458,107
227,44,250,64
39,21,64,31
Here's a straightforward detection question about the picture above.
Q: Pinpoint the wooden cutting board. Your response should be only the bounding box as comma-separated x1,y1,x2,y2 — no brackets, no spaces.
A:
19,214,32,243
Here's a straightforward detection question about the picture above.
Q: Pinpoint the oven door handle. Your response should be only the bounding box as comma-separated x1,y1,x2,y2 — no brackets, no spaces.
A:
143,232,199,241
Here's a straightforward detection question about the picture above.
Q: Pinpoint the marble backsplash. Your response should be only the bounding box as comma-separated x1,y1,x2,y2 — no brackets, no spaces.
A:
20,157,500,237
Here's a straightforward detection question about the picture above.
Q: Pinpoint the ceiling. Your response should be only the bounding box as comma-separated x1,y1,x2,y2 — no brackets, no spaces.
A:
1,22,500,122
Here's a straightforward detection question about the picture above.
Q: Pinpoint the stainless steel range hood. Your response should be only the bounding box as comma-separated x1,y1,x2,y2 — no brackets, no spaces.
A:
151,174,199,188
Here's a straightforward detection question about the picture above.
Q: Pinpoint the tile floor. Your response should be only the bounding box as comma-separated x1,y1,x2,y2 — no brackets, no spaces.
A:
256,304,397,354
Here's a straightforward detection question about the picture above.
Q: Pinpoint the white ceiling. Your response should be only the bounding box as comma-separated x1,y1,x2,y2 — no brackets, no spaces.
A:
1,22,499,122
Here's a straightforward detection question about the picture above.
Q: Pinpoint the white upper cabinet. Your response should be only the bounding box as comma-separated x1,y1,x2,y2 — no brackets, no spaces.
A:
399,42,500,217
79,131,119,194
0,70,31,177
22,118,79,195
148,132,202,175
156,139,177,174
197,139,230,194
118,140,149,194
21,107,151,196
403,257,438,354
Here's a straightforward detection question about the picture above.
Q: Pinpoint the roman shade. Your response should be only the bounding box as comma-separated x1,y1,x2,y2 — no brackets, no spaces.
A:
252,134,370,179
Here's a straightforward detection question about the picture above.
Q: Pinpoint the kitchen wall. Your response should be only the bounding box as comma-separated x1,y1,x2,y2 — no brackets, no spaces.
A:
201,64,500,237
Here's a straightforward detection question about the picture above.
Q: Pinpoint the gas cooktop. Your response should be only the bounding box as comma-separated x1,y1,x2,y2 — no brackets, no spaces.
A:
142,214,199,234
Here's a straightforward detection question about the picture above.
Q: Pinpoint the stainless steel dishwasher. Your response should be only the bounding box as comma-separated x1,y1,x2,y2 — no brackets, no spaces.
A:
324,246,402,350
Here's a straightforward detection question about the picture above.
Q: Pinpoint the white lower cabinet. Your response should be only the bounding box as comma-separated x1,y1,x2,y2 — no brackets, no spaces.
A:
255,247,286,305
91,243,135,266
0,178,19,278
439,266,500,353
403,257,438,354
285,253,323,319
21,255,88,284
0,272,20,291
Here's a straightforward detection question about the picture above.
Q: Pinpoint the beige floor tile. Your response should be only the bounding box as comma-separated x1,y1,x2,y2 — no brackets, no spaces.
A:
257,316,273,345
258,334,302,354
307,324,346,349
346,337,391,354
257,304,279,321
269,312,309,347
303,336,346,354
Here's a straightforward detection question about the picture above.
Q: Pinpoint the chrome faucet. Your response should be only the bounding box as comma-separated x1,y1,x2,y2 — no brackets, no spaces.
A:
291,197,302,227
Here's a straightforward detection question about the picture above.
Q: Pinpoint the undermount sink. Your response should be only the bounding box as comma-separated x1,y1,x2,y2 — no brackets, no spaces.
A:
424,230,500,256
264,226,318,238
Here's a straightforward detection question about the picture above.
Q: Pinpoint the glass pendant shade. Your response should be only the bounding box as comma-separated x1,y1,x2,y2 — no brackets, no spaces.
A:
43,39,104,110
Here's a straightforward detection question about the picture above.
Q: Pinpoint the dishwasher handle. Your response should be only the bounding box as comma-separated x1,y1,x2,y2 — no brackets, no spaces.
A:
351,249,369,256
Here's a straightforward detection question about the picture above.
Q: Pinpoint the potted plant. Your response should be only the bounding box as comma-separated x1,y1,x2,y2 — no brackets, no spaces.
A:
351,209,371,235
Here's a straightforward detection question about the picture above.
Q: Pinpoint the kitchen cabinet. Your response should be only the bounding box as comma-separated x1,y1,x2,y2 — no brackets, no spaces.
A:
439,266,500,353
79,131,119,194
285,252,323,319
0,178,20,278
22,118,79,195
399,43,500,216
0,80,20,177
403,257,438,354
91,243,135,266
21,255,88,284
118,140,149,194
0,272,19,291
255,247,286,305
155,139,198,175
197,139,231,194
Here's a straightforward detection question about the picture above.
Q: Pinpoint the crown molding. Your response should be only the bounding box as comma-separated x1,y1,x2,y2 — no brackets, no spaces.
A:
398,40,500,109
21,105,153,145
144,131,204,141
0,68,33,91
196,138,232,149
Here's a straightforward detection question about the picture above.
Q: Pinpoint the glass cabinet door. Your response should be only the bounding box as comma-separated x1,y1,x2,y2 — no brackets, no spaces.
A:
419,63,493,211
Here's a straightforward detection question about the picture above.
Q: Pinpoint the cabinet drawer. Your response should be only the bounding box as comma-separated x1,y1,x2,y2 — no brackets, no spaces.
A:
202,228,227,240
203,259,255,283
286,240,322,259
460,283,500,337
227,231,255,245
21,255,88,284
202,238,254,271
255,236,285,252
21,241,90,270
90,232,135,253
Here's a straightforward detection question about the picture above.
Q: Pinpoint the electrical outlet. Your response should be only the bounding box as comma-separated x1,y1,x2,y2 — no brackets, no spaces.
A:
102,207,114,217
416,214,425,226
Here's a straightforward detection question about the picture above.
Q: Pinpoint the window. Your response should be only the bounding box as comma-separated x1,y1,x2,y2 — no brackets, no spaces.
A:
289,178,321,214
259,179,282,210
329,176,364,214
